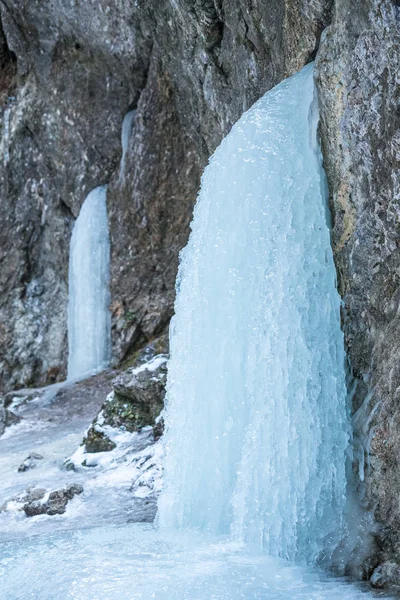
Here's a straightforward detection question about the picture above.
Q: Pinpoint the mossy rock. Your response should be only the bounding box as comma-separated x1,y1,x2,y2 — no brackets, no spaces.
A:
83,427,116,453
119,334,168,371
103,357,167,433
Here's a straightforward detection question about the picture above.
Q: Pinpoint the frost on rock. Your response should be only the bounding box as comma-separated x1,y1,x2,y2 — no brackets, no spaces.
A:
1,484,83,518
65,426,163,502
80,354,167,453
18,452,43,472
64,354,167,502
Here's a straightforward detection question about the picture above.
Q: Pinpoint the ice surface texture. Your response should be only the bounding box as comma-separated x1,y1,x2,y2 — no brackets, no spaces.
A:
67,186,111,380
0,525,383,600
159,63,350,566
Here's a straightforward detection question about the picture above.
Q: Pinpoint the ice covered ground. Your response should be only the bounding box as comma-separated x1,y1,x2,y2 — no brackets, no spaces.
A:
0,370,394,599
0,370,161,543
0,524,394,600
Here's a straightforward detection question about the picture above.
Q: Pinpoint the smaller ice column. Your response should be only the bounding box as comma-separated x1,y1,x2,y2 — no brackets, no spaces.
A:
119,110,136,182
67,186,111,380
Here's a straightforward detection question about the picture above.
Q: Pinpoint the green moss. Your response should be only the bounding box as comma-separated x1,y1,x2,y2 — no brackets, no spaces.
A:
102,392,163,433
119,346,144,371
123,311,136,329
83,427,116,453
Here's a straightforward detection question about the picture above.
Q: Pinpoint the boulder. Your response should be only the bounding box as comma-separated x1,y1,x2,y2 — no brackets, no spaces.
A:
81,353,167,454
23,484,83,517
18,452,43,472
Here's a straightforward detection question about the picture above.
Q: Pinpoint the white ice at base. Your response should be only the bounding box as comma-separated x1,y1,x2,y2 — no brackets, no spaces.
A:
159,63,350,567
67,186,111,380
0,524,384,600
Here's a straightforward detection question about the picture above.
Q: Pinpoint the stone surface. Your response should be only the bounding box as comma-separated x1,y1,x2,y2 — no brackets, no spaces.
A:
0,0,330,391
23,483,83,517
17,452,43,472
0,1,150,391
110,356,167,432
82,428,116,454
315,0,400,580
82,348,167,453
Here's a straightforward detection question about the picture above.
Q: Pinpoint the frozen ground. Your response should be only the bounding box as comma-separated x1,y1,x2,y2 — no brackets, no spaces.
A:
0,524,394,600
0,371,160,543
0,374,394,599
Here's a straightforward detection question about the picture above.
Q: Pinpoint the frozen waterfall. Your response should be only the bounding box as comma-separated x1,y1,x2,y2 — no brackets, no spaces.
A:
159,63,350,566
2,64,382,600
67,186,111,380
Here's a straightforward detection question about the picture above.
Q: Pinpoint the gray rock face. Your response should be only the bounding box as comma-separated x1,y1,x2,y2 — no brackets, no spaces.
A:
111,356,167,431
316,0,400,578
0,1,149,390
0,0,330,390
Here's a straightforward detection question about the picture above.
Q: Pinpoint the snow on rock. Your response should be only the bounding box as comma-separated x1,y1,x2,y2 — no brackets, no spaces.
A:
63,354,168,502
1,483,84,517
80,354,167,454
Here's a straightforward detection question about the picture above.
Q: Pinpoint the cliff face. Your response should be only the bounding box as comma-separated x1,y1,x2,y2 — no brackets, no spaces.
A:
0,1,149,387
316,0,400,581
0,0,399,582
0,0,330,389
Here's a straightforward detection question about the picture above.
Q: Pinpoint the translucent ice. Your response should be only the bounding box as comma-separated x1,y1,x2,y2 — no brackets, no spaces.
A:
0,525,383,600
67,186,111,380
159,63,350,567
119,110,135,182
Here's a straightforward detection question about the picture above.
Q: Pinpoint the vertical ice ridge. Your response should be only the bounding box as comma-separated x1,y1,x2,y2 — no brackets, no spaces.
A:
119,110,135,183
159,63,349,566
67,186,111,380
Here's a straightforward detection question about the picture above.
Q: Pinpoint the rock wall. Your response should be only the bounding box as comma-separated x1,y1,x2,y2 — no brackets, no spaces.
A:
0,0,330,390
316,0,400,582
0,1,150,389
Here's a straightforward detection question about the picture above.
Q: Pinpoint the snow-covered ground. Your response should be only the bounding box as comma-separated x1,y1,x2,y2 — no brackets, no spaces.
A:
0,369,162,542
0,361,391,599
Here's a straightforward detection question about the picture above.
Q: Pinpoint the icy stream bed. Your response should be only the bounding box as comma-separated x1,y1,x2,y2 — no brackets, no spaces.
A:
0,524,392,600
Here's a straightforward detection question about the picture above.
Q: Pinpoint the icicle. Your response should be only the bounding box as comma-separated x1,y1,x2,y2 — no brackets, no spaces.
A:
67,186,111,380
119,110,135,183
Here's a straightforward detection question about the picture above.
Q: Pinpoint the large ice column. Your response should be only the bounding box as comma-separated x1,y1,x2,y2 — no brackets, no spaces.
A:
158,63,350,566
67,186,111,380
